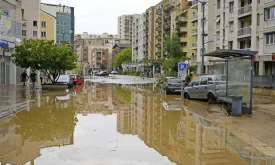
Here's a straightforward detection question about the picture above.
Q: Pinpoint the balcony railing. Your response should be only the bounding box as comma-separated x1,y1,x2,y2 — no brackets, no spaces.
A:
265,0,274,3
192,0,198,7
192,13,198,21
238,5,252,16
192,43,197,48
238,26,251,36
192,29,198,34
191,56,197,63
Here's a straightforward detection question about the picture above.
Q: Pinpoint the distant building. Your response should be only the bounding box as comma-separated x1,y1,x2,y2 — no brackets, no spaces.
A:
40,9,56,41
40,3,75,47
90,48,109,71
117,14,139,44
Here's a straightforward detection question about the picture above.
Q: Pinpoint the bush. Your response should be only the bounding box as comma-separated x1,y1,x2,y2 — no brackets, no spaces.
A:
185,75,192,83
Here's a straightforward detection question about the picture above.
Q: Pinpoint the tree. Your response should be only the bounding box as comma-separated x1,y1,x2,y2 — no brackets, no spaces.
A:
12,39,78,83
165,34,185,59
163,34,187,76
114,48,132,69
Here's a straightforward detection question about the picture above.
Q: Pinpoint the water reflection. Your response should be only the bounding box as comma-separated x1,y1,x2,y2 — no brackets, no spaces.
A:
0,83,275,165
0,90,77,165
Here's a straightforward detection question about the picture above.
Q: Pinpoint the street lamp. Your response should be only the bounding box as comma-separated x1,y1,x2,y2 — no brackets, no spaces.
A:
199,0,207,74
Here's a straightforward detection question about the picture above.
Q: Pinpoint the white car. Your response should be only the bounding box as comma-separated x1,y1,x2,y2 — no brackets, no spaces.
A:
110,71,118,75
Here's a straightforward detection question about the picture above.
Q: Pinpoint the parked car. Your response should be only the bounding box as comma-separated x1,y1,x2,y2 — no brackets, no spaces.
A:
110,70,118,75
162,77,186,94
56,75,74,88
97,71,109,77
183,75,226,101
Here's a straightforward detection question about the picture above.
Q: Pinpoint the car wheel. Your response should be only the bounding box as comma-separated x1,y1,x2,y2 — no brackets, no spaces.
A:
207,93,216,102
184,93,190,99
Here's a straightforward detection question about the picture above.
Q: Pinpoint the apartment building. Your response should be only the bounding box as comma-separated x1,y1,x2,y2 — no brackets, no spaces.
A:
40,3,75,46
132,13,147,62
146,7,155,60
154,1,164,60
90,48,108,71
258,0,275,75
0,0,23,85
190,0,216,74
117,14,137,43
40,9,56,41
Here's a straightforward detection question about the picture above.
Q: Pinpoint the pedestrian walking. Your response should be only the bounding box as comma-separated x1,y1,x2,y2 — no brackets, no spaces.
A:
30,70,37,88
20,70,29,86
40,71,44,84
141,72,145,80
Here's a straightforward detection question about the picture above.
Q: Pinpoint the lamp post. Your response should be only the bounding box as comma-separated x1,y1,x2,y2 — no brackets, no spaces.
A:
199,0,207,74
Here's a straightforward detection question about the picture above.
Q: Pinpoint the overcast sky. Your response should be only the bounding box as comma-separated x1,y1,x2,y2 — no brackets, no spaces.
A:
41,0,161,35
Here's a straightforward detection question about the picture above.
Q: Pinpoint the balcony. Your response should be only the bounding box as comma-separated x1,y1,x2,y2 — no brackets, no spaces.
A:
191,13,198,22
177,16,188,22
180,37,186,42
192,29,198,35
191,43,197,49
238,5,252,17
165,24,171,29
216,8,220,16
164,2,175,12
191,0,198,9
178,27,187,33
265,19,275,29
191,56,197,63
237,26,251,37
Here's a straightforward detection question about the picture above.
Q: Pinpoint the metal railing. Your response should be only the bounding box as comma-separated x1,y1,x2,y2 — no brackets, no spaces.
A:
238,26,251,36
238,5,252,15
253,75,275,88
192,0,198,6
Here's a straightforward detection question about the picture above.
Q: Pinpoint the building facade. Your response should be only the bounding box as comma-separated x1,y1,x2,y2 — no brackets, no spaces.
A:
40,3,75,47
146,6,155,60
40,9,56,41
90,48,109,71
117,14,138,44
0,0,23,85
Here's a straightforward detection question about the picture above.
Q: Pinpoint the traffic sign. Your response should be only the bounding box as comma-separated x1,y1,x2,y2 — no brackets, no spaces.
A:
178,62,187,72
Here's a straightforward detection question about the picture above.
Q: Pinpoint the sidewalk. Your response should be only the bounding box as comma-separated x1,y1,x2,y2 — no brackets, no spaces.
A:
0,85,37,119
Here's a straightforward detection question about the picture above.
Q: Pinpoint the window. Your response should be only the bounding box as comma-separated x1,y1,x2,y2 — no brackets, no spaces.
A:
228,41,233,50
33,31,37,37
229,2,234,13
33,21,37,27
193,78,200,86
266,33,275,44
41,31,46,38
3,10,9,16
41,21,46,28
265,7,275,20
201,77,208,85
257,14,260,25
22,30,26,37
217,0,221,9
208,77,213,84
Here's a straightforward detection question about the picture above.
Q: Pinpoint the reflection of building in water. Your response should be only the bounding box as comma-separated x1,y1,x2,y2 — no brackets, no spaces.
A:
116,89,275,165
0,96,76,165
76,84,115,115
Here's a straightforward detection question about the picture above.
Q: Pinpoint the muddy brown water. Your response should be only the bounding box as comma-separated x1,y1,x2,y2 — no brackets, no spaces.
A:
0,83,274,165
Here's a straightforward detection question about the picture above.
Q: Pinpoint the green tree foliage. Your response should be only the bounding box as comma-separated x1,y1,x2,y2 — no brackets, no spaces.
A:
12,39,78,83
163,34,187,76
165,34,185,59
114,48,132,69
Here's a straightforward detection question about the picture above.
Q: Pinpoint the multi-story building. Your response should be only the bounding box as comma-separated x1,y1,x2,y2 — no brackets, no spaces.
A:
40,9,56,41
146,6,155,60
0,0,23,85
190,0,215,74
132,13,147,62
258,0,275,75
40,3,75,47
90,48,108,71
154,1,164,60
117,14,138,44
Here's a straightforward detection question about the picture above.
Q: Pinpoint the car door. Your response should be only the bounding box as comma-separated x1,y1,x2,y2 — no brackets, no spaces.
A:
197,77,209,99
188,77,201,98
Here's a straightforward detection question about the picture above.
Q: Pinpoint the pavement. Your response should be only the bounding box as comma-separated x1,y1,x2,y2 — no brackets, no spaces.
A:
0,85,37,119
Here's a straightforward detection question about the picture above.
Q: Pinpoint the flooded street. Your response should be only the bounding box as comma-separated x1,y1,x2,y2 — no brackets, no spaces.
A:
1,83,275,165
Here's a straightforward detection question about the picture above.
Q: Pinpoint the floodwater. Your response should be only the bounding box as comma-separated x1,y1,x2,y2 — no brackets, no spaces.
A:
0,83,275,165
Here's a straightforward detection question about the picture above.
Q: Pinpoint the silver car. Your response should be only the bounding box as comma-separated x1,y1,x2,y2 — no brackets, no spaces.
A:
162,77,185,94
183,75,226,101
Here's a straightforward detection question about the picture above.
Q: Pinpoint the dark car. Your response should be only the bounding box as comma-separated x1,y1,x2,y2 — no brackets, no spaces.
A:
162,77,185,94
97,71,109,77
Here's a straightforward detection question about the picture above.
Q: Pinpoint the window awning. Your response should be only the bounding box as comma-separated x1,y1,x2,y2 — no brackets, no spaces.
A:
204,49,258,59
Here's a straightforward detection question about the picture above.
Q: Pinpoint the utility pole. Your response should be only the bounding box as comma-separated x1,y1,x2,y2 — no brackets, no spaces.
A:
200,1,207,75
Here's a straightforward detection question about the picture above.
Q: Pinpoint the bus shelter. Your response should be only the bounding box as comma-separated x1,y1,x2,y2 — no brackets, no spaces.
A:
204,49,258,114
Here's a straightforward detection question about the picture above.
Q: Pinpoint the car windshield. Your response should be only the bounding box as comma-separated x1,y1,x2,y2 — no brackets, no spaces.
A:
57,75,69,82
169,79,182,83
